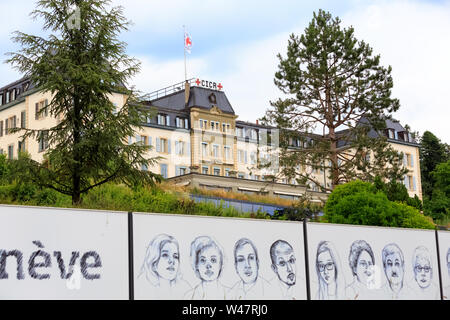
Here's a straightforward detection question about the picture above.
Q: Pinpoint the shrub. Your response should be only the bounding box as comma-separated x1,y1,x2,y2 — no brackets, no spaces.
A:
324,180,435,229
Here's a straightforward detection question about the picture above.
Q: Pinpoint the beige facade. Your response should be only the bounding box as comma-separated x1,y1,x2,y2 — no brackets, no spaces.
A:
0,78,423,200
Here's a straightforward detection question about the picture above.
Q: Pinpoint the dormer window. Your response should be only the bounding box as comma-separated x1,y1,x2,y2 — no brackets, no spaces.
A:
157,114,170,126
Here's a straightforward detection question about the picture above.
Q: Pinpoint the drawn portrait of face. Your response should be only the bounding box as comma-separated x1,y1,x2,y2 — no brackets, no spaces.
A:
235,239,258,284
155,241,179,281
383,245,404,287
413,246,432,289
271,240,296,286
317,250,336,285
196,245,222,282
356,250,374,285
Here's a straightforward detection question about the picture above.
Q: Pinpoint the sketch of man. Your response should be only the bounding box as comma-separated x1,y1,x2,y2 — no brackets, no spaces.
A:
381,243,412,300
270,240,300,299
410,246,439,300
229,238,271,299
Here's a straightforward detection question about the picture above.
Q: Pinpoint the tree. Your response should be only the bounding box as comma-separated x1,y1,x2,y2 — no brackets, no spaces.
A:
419,131,449,199
6,0,161,204
324,180,435,229
424,160,450,221
261,9,407,191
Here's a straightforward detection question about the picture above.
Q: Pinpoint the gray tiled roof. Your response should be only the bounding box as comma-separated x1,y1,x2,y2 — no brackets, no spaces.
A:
149,86,235,114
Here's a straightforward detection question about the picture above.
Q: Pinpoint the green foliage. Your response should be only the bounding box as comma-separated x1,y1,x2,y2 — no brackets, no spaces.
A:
260,9,406,190
420,131,449,199
0,182,270,220
6,0,161,204
373,176,422,211
324,180,435,229
424,160,450,222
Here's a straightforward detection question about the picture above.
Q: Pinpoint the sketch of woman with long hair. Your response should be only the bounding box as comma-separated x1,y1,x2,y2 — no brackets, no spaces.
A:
185,235,229,300
139,234,191,299
315,241,346,300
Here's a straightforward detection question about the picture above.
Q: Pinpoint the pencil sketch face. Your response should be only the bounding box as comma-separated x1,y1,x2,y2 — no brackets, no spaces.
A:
235,243,258,284
317,250,335,285
384,252,404,286
197,246,221,282
155,242,179,281
272,243,296,286
356,250,374,285
414,256,432,289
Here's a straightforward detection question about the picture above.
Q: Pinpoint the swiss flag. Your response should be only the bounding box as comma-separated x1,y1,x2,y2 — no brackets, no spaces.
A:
184,32,192,54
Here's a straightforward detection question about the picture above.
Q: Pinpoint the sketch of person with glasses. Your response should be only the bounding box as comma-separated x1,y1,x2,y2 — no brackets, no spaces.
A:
185,236,229,300
410,246,439,300
381,243,413,300
138,234,192,299
229,238,272,299
345,240,382,300
315,241,346,300
269,239,302,299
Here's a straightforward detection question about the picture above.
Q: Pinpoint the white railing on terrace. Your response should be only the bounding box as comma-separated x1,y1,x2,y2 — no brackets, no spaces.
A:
148,78,196,101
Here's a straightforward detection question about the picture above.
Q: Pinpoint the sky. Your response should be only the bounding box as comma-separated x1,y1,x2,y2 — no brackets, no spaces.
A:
1,0,449,143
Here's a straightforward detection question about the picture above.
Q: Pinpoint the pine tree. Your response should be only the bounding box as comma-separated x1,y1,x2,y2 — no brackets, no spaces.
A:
261,9,407,191
7,0,161,204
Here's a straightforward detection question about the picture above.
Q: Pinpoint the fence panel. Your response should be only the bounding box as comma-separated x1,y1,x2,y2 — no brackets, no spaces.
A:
306,222,441,300
0,205,129,300
132,212,307,300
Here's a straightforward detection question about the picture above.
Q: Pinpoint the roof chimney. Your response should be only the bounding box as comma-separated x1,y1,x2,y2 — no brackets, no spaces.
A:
256,119,259,125
184,80,190,106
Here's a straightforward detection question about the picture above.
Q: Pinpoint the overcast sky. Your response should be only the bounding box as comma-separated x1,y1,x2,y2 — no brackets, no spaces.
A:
1,0,449,143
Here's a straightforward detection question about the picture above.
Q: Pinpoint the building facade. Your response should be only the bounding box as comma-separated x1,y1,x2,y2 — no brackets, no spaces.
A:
0,77,422,200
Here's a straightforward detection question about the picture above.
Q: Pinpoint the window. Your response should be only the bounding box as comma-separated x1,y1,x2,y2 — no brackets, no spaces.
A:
158,138,169,153
225,168,231,177
201,142,208,157
157,114,170,126
6,91,10,104
38,130,49,152
11,89,16,101
238,150,247,163
0,94,3,106
199,119,208,129
212,144,219,158
179,167,187,175
141,164,148,171
250,152,257,165
160,164,168,179
18,140,25,153
8,144,14,159
138,135,149,146
213,167,220,176
250,129,258,140
224,146,231,161
236,127,243,137
202,166,209,174
238,173,245,179
175,141,185,155
176,117,188,128
21,111,26,129
0,121,3,137
5,116,17,135
35,99,48,120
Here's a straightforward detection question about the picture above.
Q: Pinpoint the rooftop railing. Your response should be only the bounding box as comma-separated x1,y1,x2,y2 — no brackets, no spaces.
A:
148,78,196,101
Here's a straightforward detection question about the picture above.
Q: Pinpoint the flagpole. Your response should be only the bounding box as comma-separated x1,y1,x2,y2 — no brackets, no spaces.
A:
183,25,187,82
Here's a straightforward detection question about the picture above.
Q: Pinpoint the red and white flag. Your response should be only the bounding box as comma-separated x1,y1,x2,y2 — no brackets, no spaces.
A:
184,31,192,54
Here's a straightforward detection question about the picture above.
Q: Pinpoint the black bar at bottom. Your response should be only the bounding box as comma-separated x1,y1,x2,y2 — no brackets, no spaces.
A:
128,212,134,300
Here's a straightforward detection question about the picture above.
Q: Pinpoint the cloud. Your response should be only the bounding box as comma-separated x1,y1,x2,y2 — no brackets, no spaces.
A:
342,0,450,142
